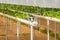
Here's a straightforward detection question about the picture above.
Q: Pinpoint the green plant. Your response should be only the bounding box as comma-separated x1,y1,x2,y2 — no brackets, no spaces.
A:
0,3,60,19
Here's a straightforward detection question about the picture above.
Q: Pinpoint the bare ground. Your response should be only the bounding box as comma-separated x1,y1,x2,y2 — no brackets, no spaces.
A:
0,15,57,40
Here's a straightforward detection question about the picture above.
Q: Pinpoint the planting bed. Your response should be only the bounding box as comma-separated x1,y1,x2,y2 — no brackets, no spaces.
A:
0,13,57,40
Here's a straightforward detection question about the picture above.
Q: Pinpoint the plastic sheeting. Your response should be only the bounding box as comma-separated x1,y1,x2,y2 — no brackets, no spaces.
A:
0,0,60,8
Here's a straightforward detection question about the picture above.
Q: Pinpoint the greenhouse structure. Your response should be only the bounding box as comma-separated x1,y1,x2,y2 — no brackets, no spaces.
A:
0,0,60,40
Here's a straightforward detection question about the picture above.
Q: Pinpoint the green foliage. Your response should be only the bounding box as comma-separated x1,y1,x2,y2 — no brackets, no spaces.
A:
15,12,27,18
0,3,60,19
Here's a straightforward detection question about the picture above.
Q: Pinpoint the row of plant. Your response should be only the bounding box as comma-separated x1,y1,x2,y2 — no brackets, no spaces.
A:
0,3,60,40
0,8,29,18
0,3,60,19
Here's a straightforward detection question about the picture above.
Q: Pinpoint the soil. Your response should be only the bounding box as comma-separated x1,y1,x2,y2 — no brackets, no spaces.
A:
0,15,57,40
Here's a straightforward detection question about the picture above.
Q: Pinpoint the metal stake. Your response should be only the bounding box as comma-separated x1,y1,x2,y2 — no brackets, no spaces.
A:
17,21,20,40
30,25,33,40
5,17,8,40
54,21,56,40
59,22,60,38
47,20,49,40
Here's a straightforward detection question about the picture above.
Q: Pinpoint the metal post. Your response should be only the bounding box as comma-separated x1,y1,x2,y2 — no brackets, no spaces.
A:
30,25,33,40
30,17,34,40
17,21,20,40
47,20,49,40
58,22,60,38
54,21,56,40
10,18,12,30
5,17,8,40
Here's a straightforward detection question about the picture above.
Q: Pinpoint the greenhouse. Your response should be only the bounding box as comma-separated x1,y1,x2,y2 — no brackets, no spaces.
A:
0,0,60,40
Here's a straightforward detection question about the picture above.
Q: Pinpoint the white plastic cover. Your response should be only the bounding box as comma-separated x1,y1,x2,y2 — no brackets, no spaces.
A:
0,0,60,8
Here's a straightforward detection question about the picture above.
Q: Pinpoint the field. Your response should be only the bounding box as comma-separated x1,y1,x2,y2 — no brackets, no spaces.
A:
0,14,56,40
0,3,60,40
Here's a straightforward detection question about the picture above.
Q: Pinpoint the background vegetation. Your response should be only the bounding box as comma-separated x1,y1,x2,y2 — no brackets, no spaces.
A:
0,3,60,40
0,3,60,19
